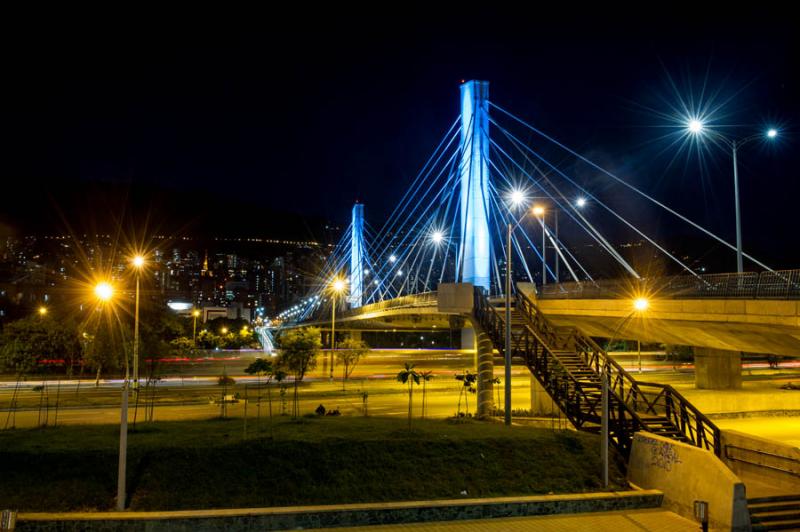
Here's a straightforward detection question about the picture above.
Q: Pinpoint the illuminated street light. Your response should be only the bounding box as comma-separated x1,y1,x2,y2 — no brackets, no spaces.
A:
687,119,704,134
532,205,545,217
329,277,347,381
683,120,779,273
95,282,114,302
192,309,200,347
132,255,145,268
220,327,228,335
431,230,444,244
633,297,649,374
38,306,48,316
509,189,526,207
389,254,397,263
576,197,587,208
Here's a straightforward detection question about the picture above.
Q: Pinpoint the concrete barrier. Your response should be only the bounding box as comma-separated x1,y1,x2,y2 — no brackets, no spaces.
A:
721,429,800,497
14,490,663,531
627,432,750,531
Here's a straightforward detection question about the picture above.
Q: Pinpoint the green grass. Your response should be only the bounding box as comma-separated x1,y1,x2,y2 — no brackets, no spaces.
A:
0,416,627,511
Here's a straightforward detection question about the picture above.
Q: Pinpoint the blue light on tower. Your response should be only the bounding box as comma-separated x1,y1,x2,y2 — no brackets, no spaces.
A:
350,203,365,308
458,80,492,291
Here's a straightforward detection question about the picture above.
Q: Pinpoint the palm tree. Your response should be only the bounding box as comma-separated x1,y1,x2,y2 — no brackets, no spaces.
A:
397,363,420,429
420,371,434,419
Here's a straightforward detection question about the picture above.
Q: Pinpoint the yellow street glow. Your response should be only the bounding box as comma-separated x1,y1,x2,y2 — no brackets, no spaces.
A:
132,255,145,268
95,282,114,302
532,205,545,216
38,306,48,316
192,309,200,317
220,327,228,335
332,279,345,292
633,297,649,312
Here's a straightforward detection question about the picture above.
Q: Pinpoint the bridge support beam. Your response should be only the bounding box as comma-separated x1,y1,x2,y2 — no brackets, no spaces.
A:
694,347,742,390
530,375,558,416
473,322,495,419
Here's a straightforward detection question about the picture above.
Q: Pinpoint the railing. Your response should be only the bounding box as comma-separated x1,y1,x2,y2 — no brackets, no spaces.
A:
512,288,721,456
539,269,800,300
725,445,800,477
475,288,645,456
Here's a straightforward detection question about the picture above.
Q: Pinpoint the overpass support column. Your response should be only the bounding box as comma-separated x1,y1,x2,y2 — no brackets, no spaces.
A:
694,348,742,390
468,321,494,419
530,376,558,416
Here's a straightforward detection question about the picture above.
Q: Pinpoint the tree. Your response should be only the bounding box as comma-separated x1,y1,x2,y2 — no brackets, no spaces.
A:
396,363,420,429
169,337,196,358
0,316,82,376
82,318,130,386
277,327,321,419
455,370,478,416
245,357,284,437
336,337,369,390
419,370,434,419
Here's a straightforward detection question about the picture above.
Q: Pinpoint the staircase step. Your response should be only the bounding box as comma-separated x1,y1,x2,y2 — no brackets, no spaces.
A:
751,519,800,530
749,495,800,505
749,503,800,514
751,510,800,524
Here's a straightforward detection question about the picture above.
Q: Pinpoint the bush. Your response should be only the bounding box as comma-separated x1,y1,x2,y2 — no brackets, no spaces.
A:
217,375,236,386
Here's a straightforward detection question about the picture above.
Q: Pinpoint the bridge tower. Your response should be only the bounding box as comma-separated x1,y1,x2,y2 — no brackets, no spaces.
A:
458,80,492,291
350,202,365,308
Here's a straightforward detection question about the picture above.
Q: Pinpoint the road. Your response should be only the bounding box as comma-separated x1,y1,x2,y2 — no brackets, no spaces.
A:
2,349,799,446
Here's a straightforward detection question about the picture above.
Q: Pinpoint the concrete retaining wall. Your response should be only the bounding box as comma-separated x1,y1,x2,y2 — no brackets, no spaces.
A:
627,432,750,531
721,429,800,497
14,491,663,531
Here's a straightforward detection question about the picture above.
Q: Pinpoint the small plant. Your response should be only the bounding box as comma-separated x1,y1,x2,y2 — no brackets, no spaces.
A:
455,370,477,416
397,363,420,430
218,375,236,386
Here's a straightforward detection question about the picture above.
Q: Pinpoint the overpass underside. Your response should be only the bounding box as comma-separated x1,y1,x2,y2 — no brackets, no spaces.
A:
535,298,800,357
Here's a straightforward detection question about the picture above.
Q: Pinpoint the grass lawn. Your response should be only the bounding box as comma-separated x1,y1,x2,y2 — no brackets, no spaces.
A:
0,416,626,511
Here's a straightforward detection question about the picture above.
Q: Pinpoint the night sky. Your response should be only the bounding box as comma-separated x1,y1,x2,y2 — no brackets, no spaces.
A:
3,8,798,267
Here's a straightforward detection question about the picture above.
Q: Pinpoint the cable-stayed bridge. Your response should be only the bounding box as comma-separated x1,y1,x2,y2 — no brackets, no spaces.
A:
277,80,800,457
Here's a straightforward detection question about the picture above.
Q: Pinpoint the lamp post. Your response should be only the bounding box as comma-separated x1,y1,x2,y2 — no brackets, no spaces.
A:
192,309,200,347
131,256,144,392
330,278,345,381
687,122,778,273
503,191,542,426
94,281,127,510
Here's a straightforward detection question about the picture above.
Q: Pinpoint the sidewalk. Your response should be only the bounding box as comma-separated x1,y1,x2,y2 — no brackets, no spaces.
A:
318,509,697,531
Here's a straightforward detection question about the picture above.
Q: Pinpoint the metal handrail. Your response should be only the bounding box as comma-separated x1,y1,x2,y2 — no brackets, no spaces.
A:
539,269,800,300
515,288,721,455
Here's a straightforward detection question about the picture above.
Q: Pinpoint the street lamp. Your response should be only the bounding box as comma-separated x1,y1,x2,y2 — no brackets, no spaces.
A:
37,306,48,317
633,297,649,373
192,309,201,347
330,278,346,381
501,198,544,426
131,256,145,392
687,122,778,273
93,281,128,510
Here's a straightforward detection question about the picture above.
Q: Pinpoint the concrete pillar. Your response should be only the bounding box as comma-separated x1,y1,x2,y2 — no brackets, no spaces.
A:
460,327,475,350
474,324,494,418
530,375,558,416
694,348,742,390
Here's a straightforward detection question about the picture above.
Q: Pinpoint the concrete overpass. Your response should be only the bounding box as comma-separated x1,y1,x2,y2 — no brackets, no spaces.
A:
291,271,800,389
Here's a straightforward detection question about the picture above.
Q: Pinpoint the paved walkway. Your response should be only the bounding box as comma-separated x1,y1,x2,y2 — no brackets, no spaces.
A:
317,509,697,531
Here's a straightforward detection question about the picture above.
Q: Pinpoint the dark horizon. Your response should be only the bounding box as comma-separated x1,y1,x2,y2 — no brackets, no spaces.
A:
3,8,799,270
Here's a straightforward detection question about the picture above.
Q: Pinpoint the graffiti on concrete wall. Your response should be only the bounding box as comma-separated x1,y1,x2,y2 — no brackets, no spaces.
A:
640,436,683,472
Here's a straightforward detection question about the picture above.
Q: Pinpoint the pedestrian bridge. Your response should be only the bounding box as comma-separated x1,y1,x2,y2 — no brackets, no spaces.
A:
308,269,800,357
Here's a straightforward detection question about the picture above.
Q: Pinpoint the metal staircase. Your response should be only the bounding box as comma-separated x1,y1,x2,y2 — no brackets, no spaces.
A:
473,287,721,458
